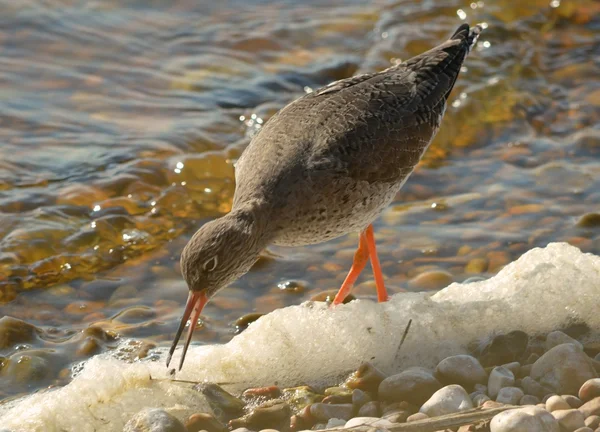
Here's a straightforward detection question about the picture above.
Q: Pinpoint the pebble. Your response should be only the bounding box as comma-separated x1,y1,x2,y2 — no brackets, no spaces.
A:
419,384,474,417
521,376,554,399
579,379,600,402
572,427,593,432
545,331,583,352
310,403,354,422
563,395,584,409
242,386,282,402
344,417,394,429
0,316,37,349
531,344,598,394
229,401,291,431
408,270,453,290
123,408,186,432
579,397,600,418
490,406,559,432
502,362,521,377
378,368,442,405
351,389,371,410
194,383,245,420
472,392,491,407
585,415,600,428
345,362,386,394
496,387,525,405
551,409,585,431
488,366,516,399
520,395,541,406
185,413,226,432
325,418,346,428
357,401,380,417
282,386,323,411
546,395,571,412
435,355,488,389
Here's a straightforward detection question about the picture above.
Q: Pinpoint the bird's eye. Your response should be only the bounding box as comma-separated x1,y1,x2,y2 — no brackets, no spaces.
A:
203,256,218,272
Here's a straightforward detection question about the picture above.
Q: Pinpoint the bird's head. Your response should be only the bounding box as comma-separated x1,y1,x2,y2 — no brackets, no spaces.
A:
166,210,265,370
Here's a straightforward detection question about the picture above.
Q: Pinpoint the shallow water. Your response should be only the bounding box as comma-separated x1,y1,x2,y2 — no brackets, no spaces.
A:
0,0,599,400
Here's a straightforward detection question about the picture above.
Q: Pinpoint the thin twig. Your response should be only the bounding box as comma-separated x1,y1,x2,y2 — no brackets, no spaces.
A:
322,405,516,432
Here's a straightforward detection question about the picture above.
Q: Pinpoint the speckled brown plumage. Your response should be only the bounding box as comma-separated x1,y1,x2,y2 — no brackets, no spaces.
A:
234,24,481,246
168,23,482,371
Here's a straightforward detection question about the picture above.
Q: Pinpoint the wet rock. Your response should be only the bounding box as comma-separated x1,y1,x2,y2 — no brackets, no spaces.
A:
378,368,442,405
520,395,541,406
488,366,515,399
282,386,323,411
545,331,583,351
124,408,186,432
531,344,597,395
420,384,473,417
242,386,282,402
322,387,352,404
194,383,245,421
579,379,600,402
551,409,585,431
546,395,571,412
185,413,226,432
496,387,524,405
344,417,394,429
345,362,386,394
309,403,353,422
75,337,101,357
357,401,380,417
234,313,264,334
277,280,306,294
521,376,554,399
4,352,50,383
490,406,559,432
351,389,371,410
0,316,37,349
577,213,600,228
436,355,488,390
407,412,428,422
479,331,529,367
584,415,600,429
408,270,453,290
579,397,600,417
229,401,291,432
563,395,584,408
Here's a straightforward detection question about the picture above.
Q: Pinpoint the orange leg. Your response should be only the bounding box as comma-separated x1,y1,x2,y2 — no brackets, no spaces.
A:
364,224,389,302
332,232,369,305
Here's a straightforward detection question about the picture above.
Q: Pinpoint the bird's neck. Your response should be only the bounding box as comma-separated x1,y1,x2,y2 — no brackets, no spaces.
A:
227,200,273,253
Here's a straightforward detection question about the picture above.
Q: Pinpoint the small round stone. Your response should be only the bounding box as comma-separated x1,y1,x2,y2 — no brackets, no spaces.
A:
563,395,584,409
584,415,600,428
546,395,571,412
579,379,600,402
520,395,541,406
551,409,585,432
378,368,441,406
344,417,394,429
435,355,488,389
357,401,380,417
419,385,474,417
407,412,428,422
124,408,186,432
496,387,524,405
490,406,559,432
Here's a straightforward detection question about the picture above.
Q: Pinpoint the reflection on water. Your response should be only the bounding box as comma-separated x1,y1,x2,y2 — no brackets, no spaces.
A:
0,0,599,399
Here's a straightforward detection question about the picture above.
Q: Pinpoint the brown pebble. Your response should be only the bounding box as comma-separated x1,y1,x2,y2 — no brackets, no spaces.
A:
407,412,428,422
229,401,291,432
185,413,226,432
234,313,264,334
242,386,282,401
585,415,600,429
408,270,453,290
357,401,380,417
580,379,600,402
0,316,37,349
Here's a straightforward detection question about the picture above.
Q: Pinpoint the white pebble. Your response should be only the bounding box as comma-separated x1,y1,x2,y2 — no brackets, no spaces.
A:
491,406,559,432
420,384,473,417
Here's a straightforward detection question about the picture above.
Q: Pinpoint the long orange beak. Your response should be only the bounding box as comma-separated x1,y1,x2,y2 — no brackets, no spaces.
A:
166,290,209,371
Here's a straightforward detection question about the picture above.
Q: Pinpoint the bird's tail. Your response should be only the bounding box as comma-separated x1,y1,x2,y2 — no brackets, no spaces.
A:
405,23,483,106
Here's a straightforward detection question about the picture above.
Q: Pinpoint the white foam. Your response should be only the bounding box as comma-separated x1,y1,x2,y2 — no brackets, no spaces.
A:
1,243,599,432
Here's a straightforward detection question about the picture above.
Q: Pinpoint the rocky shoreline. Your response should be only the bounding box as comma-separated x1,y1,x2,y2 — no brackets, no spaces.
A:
123,328,600,432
